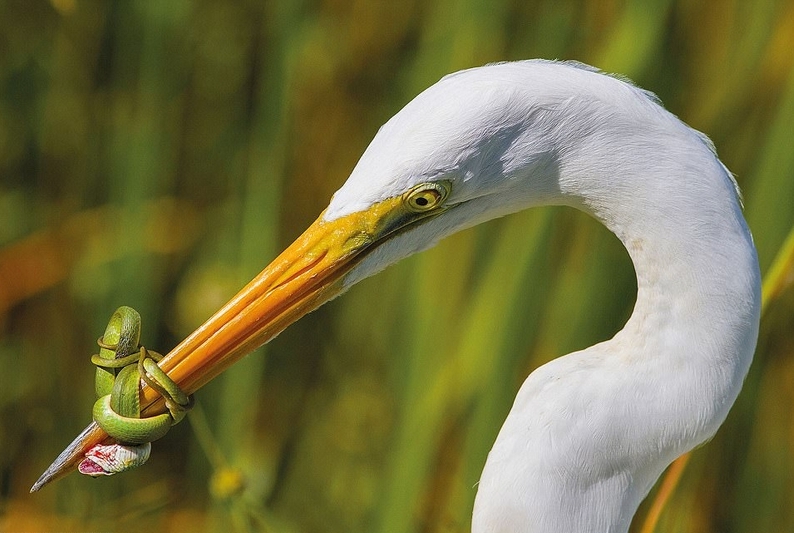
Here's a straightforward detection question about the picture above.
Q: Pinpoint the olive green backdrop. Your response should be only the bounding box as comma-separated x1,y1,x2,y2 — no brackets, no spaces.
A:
1,0,793,531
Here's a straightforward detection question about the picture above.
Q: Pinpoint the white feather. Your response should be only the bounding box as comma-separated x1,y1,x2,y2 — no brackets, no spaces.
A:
325,60,760,532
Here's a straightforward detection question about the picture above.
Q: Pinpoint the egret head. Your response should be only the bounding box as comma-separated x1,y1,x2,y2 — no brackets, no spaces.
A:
325,63,578,287
166,63,579,391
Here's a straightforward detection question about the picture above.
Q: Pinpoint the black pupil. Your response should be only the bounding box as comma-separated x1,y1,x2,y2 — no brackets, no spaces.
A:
415,195,430,206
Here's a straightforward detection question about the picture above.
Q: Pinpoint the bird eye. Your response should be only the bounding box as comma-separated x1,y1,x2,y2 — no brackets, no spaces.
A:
404,182,449,212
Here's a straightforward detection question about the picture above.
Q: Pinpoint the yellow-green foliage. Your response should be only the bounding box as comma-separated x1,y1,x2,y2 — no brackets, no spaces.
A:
1,0,792,531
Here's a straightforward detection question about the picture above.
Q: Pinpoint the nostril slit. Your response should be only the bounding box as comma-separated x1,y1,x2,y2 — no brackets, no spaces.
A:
274,250,328,289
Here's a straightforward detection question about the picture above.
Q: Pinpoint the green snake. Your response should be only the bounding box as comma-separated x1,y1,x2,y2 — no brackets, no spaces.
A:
78,306,192,476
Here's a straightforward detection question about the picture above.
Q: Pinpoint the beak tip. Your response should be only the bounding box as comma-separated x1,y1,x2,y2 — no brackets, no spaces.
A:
30,475,48,493
30,457,65,493
30,421,106,493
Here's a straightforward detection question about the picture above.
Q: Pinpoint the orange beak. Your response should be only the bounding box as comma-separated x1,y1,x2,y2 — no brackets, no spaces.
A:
31,192,441,491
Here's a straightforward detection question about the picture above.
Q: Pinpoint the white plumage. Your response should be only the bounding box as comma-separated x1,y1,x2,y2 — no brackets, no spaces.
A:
327,60,761,532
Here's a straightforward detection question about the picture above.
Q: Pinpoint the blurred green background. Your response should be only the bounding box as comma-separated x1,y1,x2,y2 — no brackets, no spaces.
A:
1,0,793,531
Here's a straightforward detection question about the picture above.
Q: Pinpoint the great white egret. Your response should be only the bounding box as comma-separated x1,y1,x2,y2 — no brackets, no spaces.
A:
34,60,761,532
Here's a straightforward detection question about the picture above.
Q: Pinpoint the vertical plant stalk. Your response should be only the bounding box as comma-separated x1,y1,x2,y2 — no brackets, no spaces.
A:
638,223,794,533
760,225,794,308
638,454,691,533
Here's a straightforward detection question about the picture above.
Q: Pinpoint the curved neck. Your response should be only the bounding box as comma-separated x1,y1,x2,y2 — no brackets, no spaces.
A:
473,123,760,533
565,124,761,388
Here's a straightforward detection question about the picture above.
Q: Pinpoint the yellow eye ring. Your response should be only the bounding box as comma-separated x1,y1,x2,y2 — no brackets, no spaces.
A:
404,182,450,212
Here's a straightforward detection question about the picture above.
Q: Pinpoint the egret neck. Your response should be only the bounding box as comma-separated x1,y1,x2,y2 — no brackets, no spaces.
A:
461,65,760,532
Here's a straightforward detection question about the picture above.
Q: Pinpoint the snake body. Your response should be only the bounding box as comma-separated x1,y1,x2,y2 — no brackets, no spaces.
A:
78,306,192,476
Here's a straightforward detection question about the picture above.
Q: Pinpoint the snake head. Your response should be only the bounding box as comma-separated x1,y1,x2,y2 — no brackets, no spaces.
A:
78,442,151,476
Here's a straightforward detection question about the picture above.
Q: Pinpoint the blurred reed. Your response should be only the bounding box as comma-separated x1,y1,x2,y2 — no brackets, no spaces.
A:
1,0,792,532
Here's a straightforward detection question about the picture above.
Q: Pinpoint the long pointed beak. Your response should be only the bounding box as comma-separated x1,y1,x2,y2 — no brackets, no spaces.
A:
32,194,420,492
